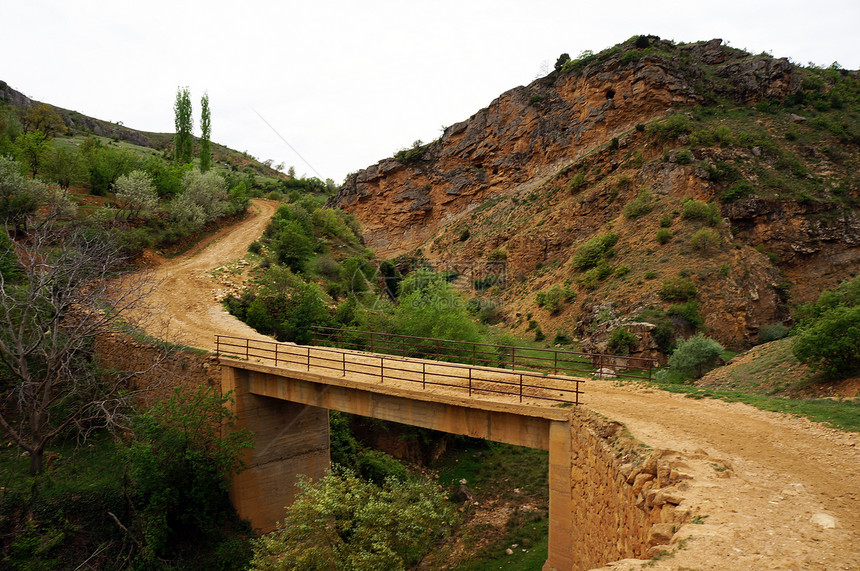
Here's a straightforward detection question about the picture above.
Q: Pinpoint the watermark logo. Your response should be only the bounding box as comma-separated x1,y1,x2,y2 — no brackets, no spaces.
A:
347,259,507,312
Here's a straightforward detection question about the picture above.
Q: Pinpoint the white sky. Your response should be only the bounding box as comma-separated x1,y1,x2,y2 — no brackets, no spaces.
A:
3,1,859,184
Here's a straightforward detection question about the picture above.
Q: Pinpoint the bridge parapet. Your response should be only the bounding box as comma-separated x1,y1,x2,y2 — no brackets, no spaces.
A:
215,334,584,407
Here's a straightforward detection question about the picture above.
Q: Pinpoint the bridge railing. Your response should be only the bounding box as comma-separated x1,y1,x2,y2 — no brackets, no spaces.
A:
310,326,656,382
214,335,583,405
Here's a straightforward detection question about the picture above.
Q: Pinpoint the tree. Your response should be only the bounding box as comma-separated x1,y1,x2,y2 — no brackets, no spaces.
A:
793,306,860,378
21,103,66,138
172,169,229,230
554,53,571,72
0,224,166,474
667,333,724,378
114,169,158,220
15,130,51,176
124,385,253,565
0,155,76,235
173,86,193,164
199,92,212,172
249,467,457,571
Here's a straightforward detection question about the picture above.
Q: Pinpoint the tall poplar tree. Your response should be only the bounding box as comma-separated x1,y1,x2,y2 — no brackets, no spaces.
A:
173,87,193,165
199,92,212,172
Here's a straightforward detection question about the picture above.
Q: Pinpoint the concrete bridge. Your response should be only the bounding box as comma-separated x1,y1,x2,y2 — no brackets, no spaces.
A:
216,335,636,571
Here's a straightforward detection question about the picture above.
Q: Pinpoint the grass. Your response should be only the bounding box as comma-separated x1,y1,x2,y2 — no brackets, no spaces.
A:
0,433,125,502
649,380,860,432
436,441,549,571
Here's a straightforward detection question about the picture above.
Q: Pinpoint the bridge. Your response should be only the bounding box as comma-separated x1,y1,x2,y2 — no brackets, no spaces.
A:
215,333,655,571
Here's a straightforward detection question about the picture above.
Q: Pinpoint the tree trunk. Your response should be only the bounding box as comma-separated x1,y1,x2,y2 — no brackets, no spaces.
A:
28,447,43,476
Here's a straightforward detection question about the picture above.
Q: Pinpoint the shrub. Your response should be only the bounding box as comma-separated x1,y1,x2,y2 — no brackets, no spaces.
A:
659,215,672,228
114,170,158,220
649,114,692,140
675,149,694,164
543,284,575,314
644,270,658,280
793,305,860,378
668,334,724,378
656,228,673,244
623,189,653,218
126,386,253,565
172,170,231,230
572,232,619,270
249,467,457,571
615,265,631,277
667,301,703,330
488,248,507,261
534,326,545,342
567,172,588,192
459,228,470,241
660,276,697,301
758,323,791,344
721,181,755,202
608,327,637,355
690,227,722,253
553,331,573,345
681,199,720,226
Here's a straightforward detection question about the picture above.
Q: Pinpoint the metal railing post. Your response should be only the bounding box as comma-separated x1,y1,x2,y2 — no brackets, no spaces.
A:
554,351,558,375
519,373,523,403
245,338,249,360
307,346,311,371
422,362,426,390
274,343,279,366
342,351,346,376
468,367,472,397
380,356,384,383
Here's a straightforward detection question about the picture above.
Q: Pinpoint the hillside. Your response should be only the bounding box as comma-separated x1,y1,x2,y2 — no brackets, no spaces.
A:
0,80,285,179
330,36,860,353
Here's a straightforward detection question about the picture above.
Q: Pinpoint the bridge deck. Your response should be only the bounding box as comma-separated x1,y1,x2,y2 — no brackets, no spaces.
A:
215,335,584,413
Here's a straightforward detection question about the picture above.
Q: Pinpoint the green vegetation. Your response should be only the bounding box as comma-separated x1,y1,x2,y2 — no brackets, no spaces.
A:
250,467,457,570
174,86,194,164
681,199,720,226
792,276,860,378
659,276,698,301
572,232,618,270
623,189,653,218
661,334,724,380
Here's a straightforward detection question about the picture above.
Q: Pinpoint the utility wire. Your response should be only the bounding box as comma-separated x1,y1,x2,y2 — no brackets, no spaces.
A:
250,107,323,179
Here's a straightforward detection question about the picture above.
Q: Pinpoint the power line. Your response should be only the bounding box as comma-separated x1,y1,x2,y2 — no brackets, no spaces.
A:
250,107,323,179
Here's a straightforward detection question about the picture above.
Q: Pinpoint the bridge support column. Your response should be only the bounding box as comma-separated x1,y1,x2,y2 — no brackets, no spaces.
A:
222,366,330,532
545,420,574,571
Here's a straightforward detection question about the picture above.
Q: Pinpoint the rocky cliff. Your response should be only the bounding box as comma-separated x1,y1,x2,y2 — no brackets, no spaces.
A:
331,36,859,351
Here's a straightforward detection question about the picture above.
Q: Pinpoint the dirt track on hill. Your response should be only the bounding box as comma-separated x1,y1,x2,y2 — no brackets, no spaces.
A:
137,200,859,570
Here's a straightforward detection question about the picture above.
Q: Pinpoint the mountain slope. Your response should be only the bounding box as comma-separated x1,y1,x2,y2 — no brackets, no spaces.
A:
331,36,860,351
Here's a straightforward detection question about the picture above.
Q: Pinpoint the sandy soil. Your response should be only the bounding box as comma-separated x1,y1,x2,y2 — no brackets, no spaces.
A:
136,201,859,570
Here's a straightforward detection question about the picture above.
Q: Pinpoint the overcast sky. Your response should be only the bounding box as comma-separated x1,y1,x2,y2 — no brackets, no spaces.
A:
4,1,859,183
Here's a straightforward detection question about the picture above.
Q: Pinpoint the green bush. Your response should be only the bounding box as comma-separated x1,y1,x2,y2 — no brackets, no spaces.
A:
488,248,507,261
690,227,722,253
667,333,724,378
656,228,673,244
567,172,588,192
758,323,791,344
793,305,860,378
572,232,619,270
659,276,697,301
250,467,457,571
608,327,637,355
681,199,720,226
623,189,653,218
553,331,573,345
675,149,694,164
721,181,755,202
668,301,703,330
649,114,693,140
126,386,253,566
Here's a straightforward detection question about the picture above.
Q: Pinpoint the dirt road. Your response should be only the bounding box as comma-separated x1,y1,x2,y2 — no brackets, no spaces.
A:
137,200,859,570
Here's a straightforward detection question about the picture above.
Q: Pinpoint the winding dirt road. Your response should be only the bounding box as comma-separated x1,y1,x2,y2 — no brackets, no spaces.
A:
138,200,859,570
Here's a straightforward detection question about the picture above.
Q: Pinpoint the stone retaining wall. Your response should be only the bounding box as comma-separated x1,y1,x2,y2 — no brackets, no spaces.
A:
568,410,694,570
